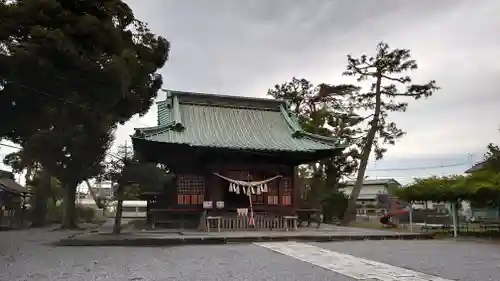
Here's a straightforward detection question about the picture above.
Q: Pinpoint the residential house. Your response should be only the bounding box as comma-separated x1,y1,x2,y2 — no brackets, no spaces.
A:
84,180,114,200
340,178,401,209
0,170,29,228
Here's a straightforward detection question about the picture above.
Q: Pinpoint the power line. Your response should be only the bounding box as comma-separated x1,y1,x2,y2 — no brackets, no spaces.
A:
0,76,97,111
0,143,22,149
2,76,154,132
1,76,155,127
0,77,479,172
367,162,470,172
3,141,474,172
0,142,123,161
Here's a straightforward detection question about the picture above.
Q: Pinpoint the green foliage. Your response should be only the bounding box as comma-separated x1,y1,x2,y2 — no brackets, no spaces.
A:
44,201,97,223
364,203,377,209
322,42,439,225
104,145,175,195
3,151,27,174
395,172,500,208
321,192,349,221
1,0,170,140
76,204,96,223
46,200,64,223
466,170,500,208
94,196,110,209
321,42,439,160
484,142,500,172
268,77,360,198
0,0,170,228
396,140,500,208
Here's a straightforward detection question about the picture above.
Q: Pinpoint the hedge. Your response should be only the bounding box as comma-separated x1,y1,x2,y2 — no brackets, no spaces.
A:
395,171,500,207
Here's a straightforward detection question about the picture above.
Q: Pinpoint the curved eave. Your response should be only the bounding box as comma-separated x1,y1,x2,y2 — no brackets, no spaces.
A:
279,104,345,149
131,136,339,164
130,135,341,158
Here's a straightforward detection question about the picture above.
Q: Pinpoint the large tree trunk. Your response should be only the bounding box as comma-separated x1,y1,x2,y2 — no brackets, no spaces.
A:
113,184,124,234
61,181,78,229
309,164,323,207
340,74,382,226
30,170,50,227
85,180,106,208
325,161,338,193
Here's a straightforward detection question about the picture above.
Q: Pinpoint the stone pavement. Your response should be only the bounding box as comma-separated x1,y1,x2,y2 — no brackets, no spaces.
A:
256,241,454,281
57,224,435,246
3,226,499,281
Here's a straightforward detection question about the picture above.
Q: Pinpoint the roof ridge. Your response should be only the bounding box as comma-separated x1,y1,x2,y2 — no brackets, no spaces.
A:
163,89,286,104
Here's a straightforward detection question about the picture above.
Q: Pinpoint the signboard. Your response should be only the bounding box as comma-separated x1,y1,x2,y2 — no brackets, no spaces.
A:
216,201,225,209
203,201,213,209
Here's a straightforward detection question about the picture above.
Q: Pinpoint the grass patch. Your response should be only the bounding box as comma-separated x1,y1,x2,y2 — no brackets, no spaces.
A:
349,221,412,232
122,219,148,230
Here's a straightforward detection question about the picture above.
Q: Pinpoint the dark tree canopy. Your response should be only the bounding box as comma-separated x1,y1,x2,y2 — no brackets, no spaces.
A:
0,0,170,140
268,77,361,203
484,142,500,172
0,0,170,228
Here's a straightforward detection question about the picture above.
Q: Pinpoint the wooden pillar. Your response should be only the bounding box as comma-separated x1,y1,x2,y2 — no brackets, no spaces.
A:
203,169,211,202
292,166,299,210
278,176,284,206
212,174,223,202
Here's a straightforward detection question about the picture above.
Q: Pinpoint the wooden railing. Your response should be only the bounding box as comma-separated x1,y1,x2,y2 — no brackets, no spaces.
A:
208,213,297,231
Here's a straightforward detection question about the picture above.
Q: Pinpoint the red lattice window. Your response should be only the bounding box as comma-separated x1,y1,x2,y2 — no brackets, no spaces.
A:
282,177,292,205
251,193,264,205
177,175,205,205
267,179,279,205
267,195,279,205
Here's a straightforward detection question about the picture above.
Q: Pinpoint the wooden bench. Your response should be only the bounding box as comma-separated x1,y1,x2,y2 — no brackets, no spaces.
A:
296,209,322,228
283,216,298,231
206,216,221,232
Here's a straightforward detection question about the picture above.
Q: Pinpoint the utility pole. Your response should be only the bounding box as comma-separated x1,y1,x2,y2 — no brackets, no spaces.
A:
113,141,129,234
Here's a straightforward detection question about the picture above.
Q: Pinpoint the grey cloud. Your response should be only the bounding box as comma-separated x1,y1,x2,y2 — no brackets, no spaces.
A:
127,0,468,95
118,0,499,183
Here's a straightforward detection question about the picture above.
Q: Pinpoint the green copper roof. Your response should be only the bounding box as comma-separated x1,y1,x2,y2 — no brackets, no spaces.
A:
134,91,343,152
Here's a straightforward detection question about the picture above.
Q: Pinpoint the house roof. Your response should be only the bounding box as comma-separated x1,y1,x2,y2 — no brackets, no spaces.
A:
465,161,486,173
344,179,401,187
0,170,14,180
132,90,344,153
0,178,29,195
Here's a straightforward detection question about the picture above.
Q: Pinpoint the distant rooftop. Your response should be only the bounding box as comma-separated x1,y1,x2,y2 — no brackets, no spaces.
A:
344,179,401,186
465,161,486,173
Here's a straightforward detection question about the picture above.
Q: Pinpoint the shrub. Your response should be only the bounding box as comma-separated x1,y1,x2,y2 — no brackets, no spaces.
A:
75,204,96,223
322,192,349,222
46,200,63,223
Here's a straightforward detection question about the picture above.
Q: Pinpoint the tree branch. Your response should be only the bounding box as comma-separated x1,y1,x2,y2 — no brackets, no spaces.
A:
381,74,410,84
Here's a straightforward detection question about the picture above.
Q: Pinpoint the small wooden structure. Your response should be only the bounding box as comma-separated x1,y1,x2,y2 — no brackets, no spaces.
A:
0,174,29,229
132,91,343,231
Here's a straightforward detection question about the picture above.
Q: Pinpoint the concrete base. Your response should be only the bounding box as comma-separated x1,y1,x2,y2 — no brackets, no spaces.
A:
56,226,435,247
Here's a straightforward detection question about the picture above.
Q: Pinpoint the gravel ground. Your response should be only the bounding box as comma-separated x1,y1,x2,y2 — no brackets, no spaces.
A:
2,228,500,281
1,228,352,281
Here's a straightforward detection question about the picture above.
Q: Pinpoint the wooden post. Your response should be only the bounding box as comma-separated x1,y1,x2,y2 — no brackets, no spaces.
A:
408,203,413,232
292,166,299,210
451,202,458,238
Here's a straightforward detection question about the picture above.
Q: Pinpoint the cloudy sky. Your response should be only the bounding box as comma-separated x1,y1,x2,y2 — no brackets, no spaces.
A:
1,0,499,184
